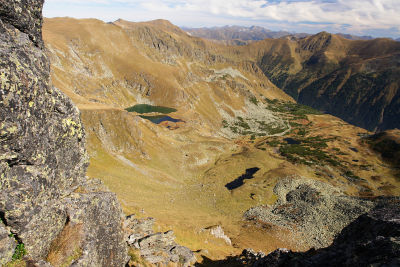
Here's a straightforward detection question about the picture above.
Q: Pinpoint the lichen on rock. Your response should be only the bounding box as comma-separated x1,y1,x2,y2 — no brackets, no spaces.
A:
0,0,128,265
0,221,17,265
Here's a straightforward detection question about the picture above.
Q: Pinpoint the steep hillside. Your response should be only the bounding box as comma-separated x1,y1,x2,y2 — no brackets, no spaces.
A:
44,18,290,132
243,32,400,131
43,18,400,264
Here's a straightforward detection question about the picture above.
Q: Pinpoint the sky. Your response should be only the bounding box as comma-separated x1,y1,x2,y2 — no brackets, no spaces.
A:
43,0,400,38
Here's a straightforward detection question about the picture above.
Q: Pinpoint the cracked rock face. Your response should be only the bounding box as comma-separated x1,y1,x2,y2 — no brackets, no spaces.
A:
0,0,127,265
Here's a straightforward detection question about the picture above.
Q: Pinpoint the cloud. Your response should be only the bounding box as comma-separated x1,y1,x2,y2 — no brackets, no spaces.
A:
43,0,400,37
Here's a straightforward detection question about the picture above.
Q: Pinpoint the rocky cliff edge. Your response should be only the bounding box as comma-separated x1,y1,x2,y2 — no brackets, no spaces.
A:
0,0,128,265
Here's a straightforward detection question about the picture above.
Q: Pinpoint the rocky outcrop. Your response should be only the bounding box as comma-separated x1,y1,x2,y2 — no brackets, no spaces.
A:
0,0,127,265
244,177,374,248
239,199,400,266
125,215,196,266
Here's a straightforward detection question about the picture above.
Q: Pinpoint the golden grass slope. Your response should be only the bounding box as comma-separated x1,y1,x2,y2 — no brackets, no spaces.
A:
43,18,400,262
43,17,290,128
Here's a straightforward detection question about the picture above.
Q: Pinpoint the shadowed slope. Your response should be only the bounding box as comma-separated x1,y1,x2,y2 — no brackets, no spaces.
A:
241,32,400,131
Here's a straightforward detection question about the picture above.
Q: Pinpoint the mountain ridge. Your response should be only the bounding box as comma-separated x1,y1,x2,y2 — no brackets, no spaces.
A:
242,31,400,131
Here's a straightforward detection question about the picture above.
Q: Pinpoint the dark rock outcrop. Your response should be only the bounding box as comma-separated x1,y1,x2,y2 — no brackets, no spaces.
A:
240,198,400,266
0,0,128,265
0,0,44,47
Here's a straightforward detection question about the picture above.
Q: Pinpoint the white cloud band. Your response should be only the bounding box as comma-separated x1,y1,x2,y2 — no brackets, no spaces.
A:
43,0,400,37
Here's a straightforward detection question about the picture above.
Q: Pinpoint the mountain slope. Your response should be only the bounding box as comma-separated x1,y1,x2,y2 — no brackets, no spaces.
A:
44,18,290,130
43,18,400,264
243,32,400,131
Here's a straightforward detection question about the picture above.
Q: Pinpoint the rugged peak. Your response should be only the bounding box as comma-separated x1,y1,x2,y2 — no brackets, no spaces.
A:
315,31,331,37
300,31,334,51
0,0,44,47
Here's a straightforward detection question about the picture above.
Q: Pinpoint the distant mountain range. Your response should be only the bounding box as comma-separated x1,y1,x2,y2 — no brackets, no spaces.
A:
335,33,373,40
183,25,394,43
182,25,309,43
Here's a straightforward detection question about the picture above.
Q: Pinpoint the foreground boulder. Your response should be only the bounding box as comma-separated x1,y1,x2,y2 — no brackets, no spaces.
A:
124,215,196,266
0,0,127,265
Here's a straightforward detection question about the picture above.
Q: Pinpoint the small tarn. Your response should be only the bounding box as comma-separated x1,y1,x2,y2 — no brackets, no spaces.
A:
225,167,260,190
140,115,182,124
126,104,177,114
284,138,301,145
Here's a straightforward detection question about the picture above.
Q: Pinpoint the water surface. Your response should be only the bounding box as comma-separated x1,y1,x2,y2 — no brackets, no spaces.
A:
126,104,177,114
140,115,182,124
225,167,260,190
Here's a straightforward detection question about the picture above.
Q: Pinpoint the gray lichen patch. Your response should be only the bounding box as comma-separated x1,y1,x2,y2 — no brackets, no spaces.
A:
0,0,128,265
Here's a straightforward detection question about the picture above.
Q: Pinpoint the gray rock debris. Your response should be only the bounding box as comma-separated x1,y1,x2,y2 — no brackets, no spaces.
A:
0,0,128,265
124,215,196,266
240,198,400,266
244,177,374,248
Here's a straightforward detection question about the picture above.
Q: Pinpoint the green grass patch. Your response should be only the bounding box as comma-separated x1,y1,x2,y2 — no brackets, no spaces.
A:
264,98,279,105
266,140,282,147
249,96,259,105
12,244,26,261
126,104,177,114
342,170,365,182
234,120,250,130
266,100,322,117
265,135,343,167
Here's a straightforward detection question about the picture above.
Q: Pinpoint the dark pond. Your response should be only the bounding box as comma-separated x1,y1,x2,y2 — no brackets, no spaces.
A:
225,167,260,190
140,115,182,124
350,147,359,152
126,104,177,114
284,138,301,145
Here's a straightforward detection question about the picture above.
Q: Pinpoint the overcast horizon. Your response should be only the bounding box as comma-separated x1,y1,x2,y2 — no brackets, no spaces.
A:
43,0,400,39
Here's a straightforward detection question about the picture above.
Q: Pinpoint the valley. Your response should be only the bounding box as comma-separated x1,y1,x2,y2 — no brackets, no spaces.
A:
42,17,400,264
